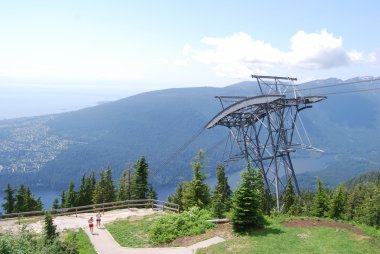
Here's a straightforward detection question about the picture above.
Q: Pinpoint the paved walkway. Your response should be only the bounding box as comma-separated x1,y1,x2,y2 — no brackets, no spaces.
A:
84,225,225,254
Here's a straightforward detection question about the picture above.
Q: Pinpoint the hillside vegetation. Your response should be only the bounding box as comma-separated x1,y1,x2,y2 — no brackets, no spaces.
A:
1,78,380,193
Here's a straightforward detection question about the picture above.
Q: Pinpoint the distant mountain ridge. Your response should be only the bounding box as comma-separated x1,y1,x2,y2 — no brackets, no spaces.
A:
1,77,380,192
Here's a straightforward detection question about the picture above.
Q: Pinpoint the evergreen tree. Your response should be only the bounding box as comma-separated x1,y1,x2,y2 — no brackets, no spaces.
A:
167,183,184,210
345,184,366,220
182,150,211,210
300,190,315,216
25,187,42,211
78,171,97,206
131,157,149,200
118,166,133,201
263,188,275,215
24,187,34,211
211,192,225,219
52,197,60,209
14,184,26,212
311,177,329,217
329,185,346,219
211,164,232,218
2,184,15,214
147,184,157,200
93,167,116,204
65,181,77,208
283,176,296,214
35,197,43,211
255,169,267,214
44,213,58,243
14,185,42,212
232,162,265,232
77,174,87,206
60,191,66,208
356,185,380,227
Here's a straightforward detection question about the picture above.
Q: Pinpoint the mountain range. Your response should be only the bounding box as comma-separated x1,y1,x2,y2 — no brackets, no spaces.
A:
1,77,380,193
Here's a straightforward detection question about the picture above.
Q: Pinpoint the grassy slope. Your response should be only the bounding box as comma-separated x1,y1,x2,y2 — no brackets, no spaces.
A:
63,229,96,254
106,216,157,247
197,218,380,254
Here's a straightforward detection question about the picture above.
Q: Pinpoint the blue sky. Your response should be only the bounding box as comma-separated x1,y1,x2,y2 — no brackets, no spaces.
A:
0,0,379,117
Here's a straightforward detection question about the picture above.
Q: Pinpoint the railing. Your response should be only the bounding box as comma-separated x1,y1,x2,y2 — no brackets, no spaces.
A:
0,199,180,220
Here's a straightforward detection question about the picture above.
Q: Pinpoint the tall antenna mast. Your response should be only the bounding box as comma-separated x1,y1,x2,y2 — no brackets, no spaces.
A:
206,75,326,212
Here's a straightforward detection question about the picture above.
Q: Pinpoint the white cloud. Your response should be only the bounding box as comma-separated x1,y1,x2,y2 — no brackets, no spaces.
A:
186,30,376,78
287,30,349,69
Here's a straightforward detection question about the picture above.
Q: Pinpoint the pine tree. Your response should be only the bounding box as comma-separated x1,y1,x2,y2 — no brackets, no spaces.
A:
329,185,346,219
301,190,316,216
60,191,66,208
167,183,184,210
211,192,225,219
65,181,77,208
355,185,380,227
131,157,149,200
263,188,275,215
14,184,26,212
283,176,295,214
311,177,329,217
13,185,42,212
255,169,267,214
345,184,366,220
147,184,157,200
2,184,15,214
182,150,211,210
24,187,35,211
35,197,43,211
232,162,265,232
93,167,116,204
52,197,60,209
211,164,232,218
118,166,133,201
77,172,97,206
77,174,87,206
44,213,58,243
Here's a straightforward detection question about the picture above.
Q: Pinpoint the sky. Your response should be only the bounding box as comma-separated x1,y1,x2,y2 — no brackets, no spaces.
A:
0,0,380,118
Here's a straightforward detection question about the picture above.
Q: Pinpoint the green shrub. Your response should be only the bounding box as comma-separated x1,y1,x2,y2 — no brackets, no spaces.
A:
148,207,215,243
0,228,78,254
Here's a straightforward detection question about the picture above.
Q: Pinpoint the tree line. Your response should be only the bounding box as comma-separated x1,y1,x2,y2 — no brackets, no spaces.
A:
2,156,156,214
167,150,380,232
3,150,380,233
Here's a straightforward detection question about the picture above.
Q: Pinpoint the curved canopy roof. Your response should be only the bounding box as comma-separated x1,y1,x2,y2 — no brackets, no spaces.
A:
206,95,284,129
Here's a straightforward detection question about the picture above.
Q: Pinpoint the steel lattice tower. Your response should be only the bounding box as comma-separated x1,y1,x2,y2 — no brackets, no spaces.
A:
206,75,326,212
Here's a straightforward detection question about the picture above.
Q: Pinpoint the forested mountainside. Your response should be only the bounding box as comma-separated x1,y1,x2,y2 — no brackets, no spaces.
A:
1,77,380,191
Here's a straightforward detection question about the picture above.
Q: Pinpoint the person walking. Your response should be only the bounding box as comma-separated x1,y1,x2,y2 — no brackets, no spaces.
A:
96,212,102,228
88,216,94,234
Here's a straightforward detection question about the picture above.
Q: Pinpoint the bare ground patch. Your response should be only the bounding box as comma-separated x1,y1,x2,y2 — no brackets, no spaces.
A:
160,223,236,247
282,219,363,235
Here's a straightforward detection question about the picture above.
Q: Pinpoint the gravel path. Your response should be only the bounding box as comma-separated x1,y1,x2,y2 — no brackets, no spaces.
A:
0,208,163,233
